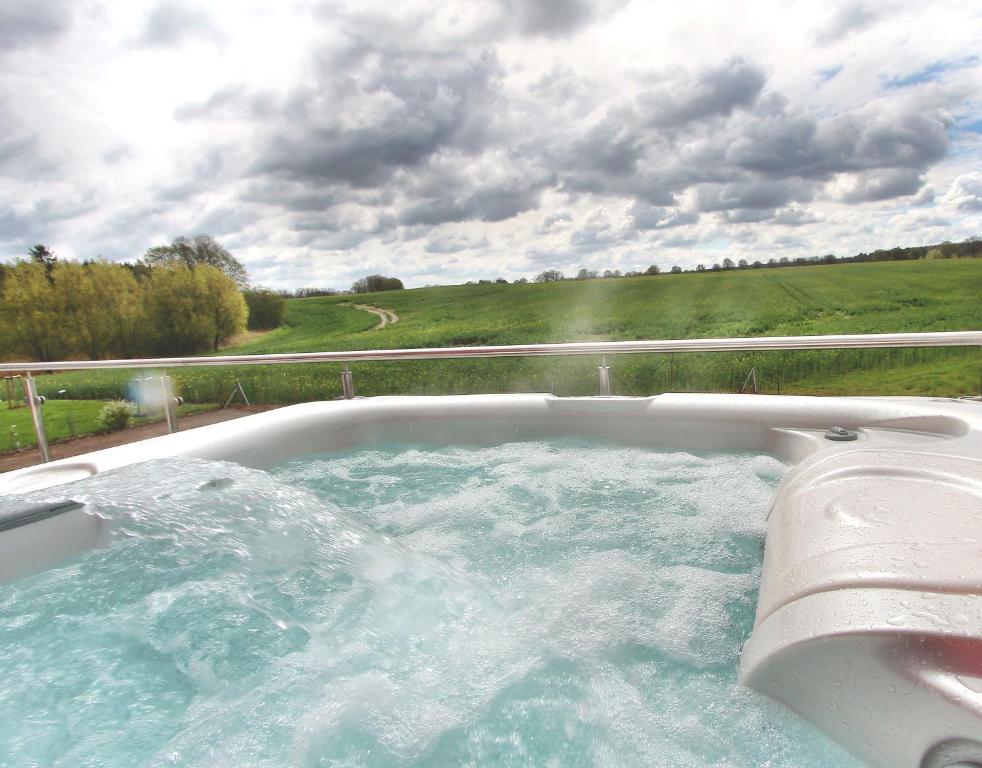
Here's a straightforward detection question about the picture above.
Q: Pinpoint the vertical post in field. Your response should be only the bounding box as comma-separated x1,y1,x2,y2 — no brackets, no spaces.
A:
341,363,355,399
23,375,51,463
159,376,180,433
598,357,611,396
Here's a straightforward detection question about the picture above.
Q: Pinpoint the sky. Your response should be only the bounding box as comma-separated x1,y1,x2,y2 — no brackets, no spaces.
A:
0,0,981,289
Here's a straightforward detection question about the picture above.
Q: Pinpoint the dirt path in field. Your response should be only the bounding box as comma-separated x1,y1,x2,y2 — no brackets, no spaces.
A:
354,304,399,329
0,404,279,474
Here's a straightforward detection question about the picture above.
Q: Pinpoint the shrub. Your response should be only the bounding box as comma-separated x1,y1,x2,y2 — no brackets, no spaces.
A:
97,400,133,432
243,288,287,330
351,274,404,293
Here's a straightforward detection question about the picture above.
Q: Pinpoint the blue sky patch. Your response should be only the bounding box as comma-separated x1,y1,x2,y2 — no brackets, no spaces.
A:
885,56,978,89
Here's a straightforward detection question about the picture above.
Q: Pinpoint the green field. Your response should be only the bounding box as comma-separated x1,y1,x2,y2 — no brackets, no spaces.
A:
0,400,216,453
13,259,982,404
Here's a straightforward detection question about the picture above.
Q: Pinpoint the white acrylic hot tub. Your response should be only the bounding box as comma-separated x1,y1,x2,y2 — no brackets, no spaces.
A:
1,392,981,768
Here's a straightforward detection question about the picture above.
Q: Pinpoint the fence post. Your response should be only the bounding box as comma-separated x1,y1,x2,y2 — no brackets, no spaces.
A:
341,363,355,399
598,357,611,396
22,375,51,463
158,376,182,433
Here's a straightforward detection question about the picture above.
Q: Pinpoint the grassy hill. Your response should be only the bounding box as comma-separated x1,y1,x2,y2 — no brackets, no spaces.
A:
13,259,982,405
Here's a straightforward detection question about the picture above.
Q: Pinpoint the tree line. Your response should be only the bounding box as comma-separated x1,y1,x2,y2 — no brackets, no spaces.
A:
0,253,247,362
0,236,290,362
522,236,980,284
0,235,412,362
269,274,405,299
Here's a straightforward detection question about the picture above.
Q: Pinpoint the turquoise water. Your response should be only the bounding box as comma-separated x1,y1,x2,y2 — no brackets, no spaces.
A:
0,441,862,767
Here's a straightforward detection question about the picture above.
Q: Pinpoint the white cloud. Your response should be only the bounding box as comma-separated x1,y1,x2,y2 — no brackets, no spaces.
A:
943,172,982,211
0,0,979,288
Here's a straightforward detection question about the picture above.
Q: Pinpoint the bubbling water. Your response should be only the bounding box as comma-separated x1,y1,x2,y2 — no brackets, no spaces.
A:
0,441,861,767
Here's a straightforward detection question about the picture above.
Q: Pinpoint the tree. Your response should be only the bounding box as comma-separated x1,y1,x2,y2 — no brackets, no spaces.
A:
722,257,735,270
28,244,57,267
294,287,339,298
244,288,287,330
28,244,57,282
351,274,404,293
200,266,248,350
576,268,597,280
51,261,143,359
0,261,66,361
144,234,248,287
645,265,660,275
144,264,246,354
670,265,682,274
534,269,564,283
737,259,748,269
695,264,706,272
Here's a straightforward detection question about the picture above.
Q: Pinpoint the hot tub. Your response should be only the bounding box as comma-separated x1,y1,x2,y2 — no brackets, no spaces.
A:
1,392,981,767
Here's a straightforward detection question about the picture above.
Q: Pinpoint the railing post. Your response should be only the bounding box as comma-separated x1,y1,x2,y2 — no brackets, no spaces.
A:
158,376,182,433
341,363,355,399
598,356,611,396
22,375,51,463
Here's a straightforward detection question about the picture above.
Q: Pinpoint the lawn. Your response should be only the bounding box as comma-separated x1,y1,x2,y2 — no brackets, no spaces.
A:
11,259,982,403
0,399,217,453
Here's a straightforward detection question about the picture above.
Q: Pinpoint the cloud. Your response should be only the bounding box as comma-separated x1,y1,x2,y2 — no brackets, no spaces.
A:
943,172,982,211
636,57,766,128
815,1,885,44
250,48,502,189
567,206,636,252
0,194,96,248
0,99,57,179
833,168,925,203
498,0,627,37
772,207,821,226
0,0,71,50
910,184,935,205
1,1,980,287
723,99,949,180
101,144,133,165
139,0,221,46
157,12,962,247
173,85,271,121
424,232,489,254
629,203,697,229
396,150,553,227
0,132,39,177
539,211,572,233
692,179,815,211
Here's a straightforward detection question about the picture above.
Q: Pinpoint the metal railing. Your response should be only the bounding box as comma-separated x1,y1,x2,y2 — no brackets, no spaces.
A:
2,331,980,373
2,330,980,464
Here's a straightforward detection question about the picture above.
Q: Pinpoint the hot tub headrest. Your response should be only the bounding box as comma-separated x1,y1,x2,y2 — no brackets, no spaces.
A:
0,500,84,533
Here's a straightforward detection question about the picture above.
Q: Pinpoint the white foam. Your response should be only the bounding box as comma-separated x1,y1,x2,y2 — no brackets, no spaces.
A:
0,442,861,766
